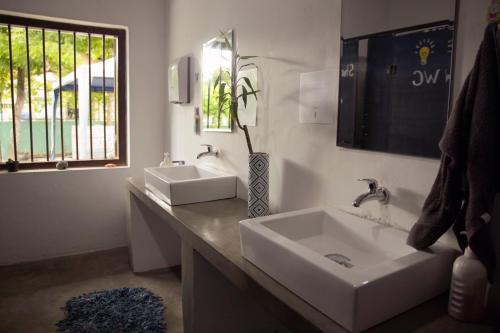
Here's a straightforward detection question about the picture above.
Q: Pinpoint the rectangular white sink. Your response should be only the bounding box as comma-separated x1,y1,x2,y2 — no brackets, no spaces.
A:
240,207,458,332
144,165,236,205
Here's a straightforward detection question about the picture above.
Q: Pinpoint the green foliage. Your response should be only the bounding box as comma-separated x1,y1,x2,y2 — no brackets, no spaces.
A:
0,27,113,74
0,26,115,100
212,31,261,154
203,69,231,129
0,25,116,159
212,35,260,114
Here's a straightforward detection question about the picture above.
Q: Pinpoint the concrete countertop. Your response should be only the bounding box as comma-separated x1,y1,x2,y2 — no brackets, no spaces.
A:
126,177,496,333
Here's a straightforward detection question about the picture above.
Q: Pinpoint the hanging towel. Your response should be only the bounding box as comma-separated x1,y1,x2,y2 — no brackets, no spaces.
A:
407,24,500,282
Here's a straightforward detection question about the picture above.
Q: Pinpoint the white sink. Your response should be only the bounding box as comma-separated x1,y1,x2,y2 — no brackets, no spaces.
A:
240,207,457,332
144,165,236,205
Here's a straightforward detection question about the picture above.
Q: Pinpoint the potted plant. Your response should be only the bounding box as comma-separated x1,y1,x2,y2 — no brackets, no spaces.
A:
213,31,269,218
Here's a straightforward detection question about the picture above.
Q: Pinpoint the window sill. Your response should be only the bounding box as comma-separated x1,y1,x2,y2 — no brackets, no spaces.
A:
0,165,130,176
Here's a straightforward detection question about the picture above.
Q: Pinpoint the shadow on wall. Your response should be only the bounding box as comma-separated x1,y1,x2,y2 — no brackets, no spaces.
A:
390,187,426,217
212,149,248,200
278,158,323,212
260,56,307,68
251,55,307,153
259,55,307,106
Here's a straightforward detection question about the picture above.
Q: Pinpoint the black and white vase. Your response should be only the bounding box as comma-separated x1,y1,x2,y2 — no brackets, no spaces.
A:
248,152,270,218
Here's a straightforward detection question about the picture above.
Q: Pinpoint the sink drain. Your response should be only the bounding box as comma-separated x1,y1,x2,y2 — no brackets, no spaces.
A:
325,253,353,268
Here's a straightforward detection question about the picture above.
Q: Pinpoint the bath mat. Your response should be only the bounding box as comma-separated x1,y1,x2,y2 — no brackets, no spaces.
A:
56,287,166,333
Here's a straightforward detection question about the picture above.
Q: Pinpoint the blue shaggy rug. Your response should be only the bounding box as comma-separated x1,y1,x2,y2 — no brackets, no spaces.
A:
56,287,166,333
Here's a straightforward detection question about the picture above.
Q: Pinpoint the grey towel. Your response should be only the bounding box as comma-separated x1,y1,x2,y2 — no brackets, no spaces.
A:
407,24,499,282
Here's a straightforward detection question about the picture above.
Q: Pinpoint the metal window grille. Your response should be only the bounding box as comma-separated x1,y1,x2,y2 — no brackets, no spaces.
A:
0,14,127,170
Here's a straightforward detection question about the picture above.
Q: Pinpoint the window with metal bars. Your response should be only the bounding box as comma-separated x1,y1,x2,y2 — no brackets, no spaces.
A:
0,14,127,170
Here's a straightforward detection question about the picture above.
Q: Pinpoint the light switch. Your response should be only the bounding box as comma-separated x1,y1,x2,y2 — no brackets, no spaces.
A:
299,70,336,124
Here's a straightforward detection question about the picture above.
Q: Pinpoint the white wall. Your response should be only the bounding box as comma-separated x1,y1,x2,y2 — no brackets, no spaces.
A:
167,0,498,249
0,0,167,264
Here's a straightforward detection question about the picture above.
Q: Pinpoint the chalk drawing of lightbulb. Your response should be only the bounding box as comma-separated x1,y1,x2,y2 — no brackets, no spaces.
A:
415,38,435,65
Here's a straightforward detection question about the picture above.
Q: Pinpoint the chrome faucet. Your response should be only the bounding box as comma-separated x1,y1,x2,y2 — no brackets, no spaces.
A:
352,178,389,207
196,144,218,159
171,160,186,166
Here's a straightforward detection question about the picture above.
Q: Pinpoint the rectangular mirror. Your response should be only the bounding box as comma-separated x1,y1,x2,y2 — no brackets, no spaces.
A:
202,30,233,132
337,0,457,158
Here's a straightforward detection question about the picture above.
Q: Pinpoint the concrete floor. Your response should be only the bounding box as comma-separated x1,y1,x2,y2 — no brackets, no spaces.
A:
0,247,183,333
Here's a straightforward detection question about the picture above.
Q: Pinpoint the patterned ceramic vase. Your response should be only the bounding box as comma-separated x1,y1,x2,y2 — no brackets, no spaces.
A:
248,152,270,218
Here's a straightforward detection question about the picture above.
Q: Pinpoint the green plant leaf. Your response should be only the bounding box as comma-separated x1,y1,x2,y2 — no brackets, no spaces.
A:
215,69,231,81
218,82,227,110
219,82,227,102
219,95,229,112
213,74,221,92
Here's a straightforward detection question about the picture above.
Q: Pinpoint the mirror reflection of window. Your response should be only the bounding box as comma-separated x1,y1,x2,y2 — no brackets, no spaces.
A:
202,31,233,132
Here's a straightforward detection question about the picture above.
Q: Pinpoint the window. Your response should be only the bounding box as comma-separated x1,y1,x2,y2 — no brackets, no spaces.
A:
0,14,127,170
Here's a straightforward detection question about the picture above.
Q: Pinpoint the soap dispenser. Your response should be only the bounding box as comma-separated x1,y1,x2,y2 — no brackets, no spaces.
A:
448,247,489,322
160,153,173,167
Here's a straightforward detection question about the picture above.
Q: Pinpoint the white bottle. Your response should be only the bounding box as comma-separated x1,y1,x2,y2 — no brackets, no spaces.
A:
448,247,489,321
159,152,173,167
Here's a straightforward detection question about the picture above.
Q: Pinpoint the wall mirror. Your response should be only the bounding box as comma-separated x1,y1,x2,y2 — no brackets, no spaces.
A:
202,30,233,132
337,0,457,158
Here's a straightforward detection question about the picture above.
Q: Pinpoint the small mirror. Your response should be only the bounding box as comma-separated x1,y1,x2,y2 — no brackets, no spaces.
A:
338,0,457,158
202,30,233,132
